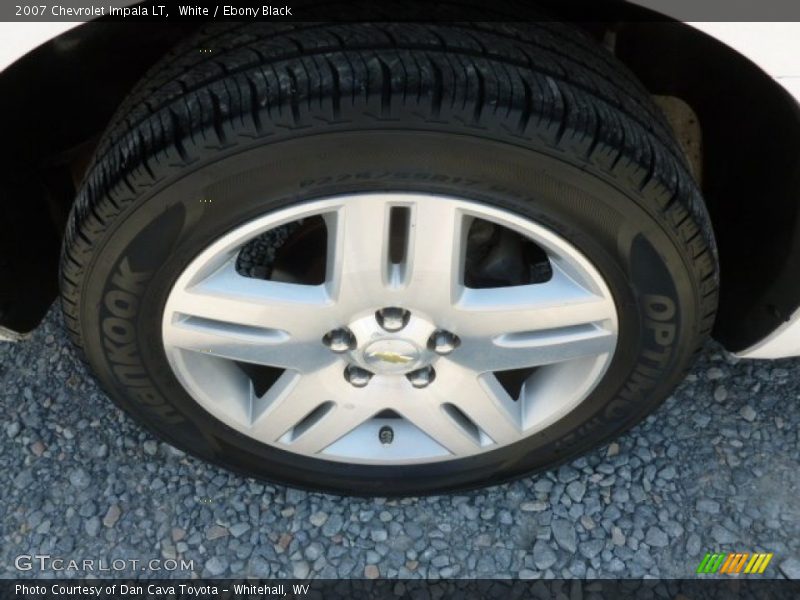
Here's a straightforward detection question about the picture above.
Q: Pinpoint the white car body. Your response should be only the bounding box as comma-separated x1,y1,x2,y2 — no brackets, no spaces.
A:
0,12,799,359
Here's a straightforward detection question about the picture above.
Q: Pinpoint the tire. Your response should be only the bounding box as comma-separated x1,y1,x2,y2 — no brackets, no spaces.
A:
61,22,718,495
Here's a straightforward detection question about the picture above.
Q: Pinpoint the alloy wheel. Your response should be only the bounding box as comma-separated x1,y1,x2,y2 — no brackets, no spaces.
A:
162,194,618,465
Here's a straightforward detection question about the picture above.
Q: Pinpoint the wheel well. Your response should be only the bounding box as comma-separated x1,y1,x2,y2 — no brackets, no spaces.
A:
0,21,198,332
612,22,800,351
0,18,798,352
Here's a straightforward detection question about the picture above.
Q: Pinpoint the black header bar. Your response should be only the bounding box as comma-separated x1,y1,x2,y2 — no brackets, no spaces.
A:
5,0,800,22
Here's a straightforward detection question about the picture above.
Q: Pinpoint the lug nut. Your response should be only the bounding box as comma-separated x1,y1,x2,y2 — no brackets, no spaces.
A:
429,330,460,355
344,365,373,388
323,328,355,353
376,307,410,332
406,366,436,388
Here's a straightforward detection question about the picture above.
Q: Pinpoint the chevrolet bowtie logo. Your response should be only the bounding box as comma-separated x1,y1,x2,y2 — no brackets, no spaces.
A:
368,351,415,364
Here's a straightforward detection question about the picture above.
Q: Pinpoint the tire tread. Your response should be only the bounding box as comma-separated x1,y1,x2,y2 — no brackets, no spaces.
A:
61,20,719,409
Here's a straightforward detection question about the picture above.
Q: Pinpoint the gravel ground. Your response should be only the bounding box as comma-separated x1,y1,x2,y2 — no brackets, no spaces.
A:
1,306,798,580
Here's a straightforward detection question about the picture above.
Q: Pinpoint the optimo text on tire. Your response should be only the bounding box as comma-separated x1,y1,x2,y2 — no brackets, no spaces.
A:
61,22,719,495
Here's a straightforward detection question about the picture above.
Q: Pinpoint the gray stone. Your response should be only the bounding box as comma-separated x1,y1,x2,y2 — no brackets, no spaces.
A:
68,468,91,489
206,525,229,540
248,556,271,577
612,527,626,546
557,466,580,483
5,421,20,438
579,539,604,559
293,560,311,578
532,540,557,570
364,564,379,579
779,557,800,580
304,542,323,561
229,523,250,538
371,529,388,542
740,406,757,422
566,481,586,503
431,555,449,568
551,519,577,553
84,516,101,537
696,499,721,514
322,514,344,536
569,559,587,577
205,557,228,576
13,469,34,489
285,488,307,504
102,504,121,528
686,533,702,557
711,525,738,544
309,511,328,527
658,466,677,480
644,527,669,548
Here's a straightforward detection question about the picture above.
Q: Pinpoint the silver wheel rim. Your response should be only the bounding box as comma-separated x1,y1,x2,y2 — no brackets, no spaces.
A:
162,193,618,465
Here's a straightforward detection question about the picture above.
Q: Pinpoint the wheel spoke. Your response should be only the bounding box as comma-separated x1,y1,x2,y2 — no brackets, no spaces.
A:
396,395,484,456
326,196,393,305
169,351,254,423
165,259,336,339
286,403,378,455
249,367,378,455
396,365,523,453
453,263,616,338
452,323,616,372
248,371,324,441
403,197,466,311
518,357,609,432
163,315,333,372
434,361,524,446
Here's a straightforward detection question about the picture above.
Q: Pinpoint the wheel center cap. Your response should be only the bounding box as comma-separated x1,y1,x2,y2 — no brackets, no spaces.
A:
362,338,421,374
